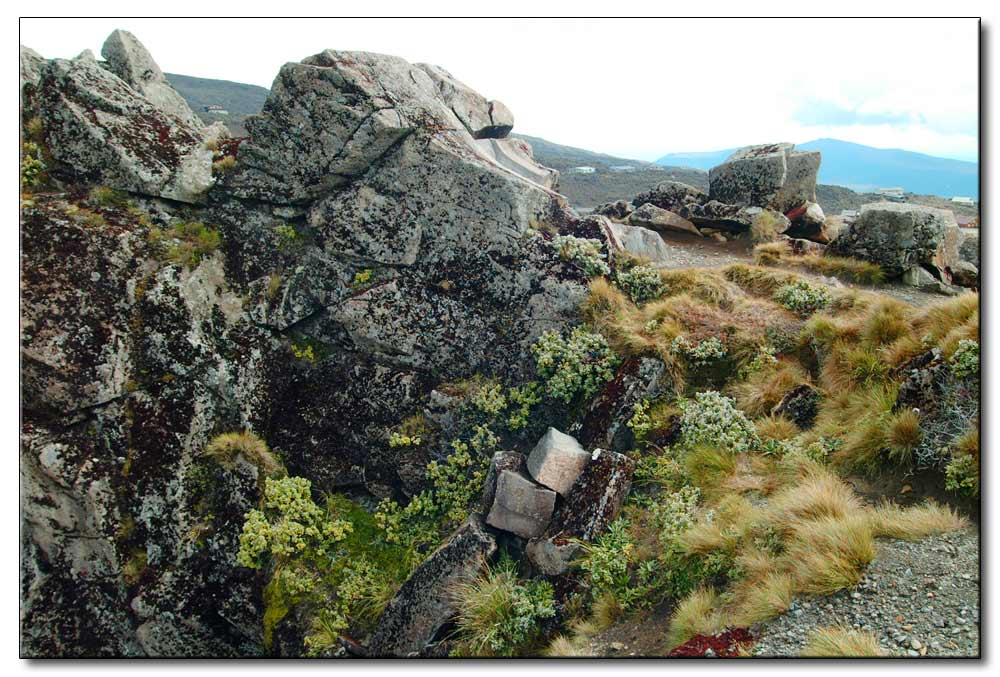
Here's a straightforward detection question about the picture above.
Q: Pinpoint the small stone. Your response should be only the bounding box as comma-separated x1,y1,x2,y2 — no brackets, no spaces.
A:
900,484,913,494
526,428,590,495
609,642,625,652
911,639,923,650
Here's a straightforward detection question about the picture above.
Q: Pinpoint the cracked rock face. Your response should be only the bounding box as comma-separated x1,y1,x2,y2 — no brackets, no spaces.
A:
709,142,819,213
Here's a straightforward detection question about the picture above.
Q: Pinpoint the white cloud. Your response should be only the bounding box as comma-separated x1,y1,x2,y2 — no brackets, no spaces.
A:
18,17,979,161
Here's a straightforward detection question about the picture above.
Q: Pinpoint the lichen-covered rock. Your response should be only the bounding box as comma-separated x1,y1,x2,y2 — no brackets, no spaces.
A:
547,448,634,542
951,260,979,289
594,199,634,221
709,143,819,213
576,357,670,452
368,514,497,657
20,45,45,105
629,202,701,236
632,180,707,213
771,383,820,428
100,29,204,129
830,203,962,282
35,57,213,203
959,229,979,268
527,428,591,495
485,470,557,538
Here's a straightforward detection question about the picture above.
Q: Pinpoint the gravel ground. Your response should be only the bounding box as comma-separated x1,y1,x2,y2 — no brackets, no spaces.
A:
752,527,980,657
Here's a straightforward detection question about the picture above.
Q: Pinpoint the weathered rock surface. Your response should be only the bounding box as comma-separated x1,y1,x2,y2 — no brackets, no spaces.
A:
475,136,559,188
485,470,557,539
830,203,962,282
959,230,979,268
576,357,670,452
32,56,213,203
527,428,591,495
608,221,672,263
709,143,819,213
951,260,979,289
479,450,529,515
417,63,513,139
20,45,45,102
546,448,634,542
100,29,204,129
368,514,497,657
629,202,701,236
632,181,707,214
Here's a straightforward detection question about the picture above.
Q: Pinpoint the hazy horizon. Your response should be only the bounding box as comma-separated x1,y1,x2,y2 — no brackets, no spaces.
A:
20,17,980,163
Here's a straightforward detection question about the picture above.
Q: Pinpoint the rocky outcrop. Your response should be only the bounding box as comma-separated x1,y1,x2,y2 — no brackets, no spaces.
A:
830,203,962,283
31,55,213,203
772,383,820,428
475,136,559,189
709,143,819,213
20,31,590,657
632,181,706,214
594,199,634,221
20,45,45,103
959,230,979,268
417,63,514,139
100,29,204,129
368,514,497,657
576,357,670,452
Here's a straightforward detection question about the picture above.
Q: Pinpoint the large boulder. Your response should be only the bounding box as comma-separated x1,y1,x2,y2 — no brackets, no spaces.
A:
100,29,204,129
20,45,45,105
632,180,707,213
959,229,980,268
708,143,819,213
629,202,701,236
368,514,497,657
34,56,213,203
829,203,962,282
594,200,634,221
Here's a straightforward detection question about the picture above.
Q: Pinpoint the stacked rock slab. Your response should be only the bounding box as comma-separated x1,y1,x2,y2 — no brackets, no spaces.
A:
628,202,701,236
485,470,557,539
527,427,592,495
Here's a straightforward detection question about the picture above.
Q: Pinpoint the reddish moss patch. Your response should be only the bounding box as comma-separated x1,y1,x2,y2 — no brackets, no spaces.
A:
667,628,754,657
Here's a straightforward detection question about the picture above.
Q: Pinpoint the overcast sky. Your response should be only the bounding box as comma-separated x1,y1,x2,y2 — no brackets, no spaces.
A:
19,17,979,162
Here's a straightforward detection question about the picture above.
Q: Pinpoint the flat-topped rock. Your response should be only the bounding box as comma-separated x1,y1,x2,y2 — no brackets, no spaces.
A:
485,469,556,539
527,427,591,495
709,143,819,213
608,222,671,263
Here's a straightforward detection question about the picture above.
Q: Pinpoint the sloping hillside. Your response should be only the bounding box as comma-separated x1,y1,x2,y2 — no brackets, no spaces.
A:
165,72,269,134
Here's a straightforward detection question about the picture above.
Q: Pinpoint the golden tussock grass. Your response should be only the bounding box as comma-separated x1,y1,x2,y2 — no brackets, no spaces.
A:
801,626,885,657
752,241,885,285
666,587,727,649
732,361,809,418
868,501,968,540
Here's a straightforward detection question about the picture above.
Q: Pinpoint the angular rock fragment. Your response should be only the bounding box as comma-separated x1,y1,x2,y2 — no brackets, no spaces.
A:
479,450,529,514
771,383,820,428
594,199,634,221
101,29,204,129
527,427,591,495
485,469,556,539
577,357,670,452
629,202,701,236
709,142,819,213
369,514,497,657
475,136,558,188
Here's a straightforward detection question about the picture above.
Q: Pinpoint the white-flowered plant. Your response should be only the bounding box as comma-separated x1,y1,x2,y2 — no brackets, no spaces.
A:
678,390,760,454
552,235,610,277
773,280,831,317
950,339,979,379
532,327,619,403
671,335,727,368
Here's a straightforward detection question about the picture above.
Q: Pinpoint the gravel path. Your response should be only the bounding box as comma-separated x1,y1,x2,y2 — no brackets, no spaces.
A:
752,527,980,657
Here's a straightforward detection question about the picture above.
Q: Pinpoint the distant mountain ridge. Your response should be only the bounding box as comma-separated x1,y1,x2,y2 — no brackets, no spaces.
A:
656,138,978,200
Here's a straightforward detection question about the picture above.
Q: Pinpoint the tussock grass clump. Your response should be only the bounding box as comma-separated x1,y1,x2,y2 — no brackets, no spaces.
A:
755,415,799,441
766,468,862,530
731,360,809,417
544,634,593,657
784,514,876,595
667,587,726,649
868,501,968,540
723,264,803,296
801,626,885,657
450,558,556,657
752,241,885,285
204,431,285,478
729,573,795,627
